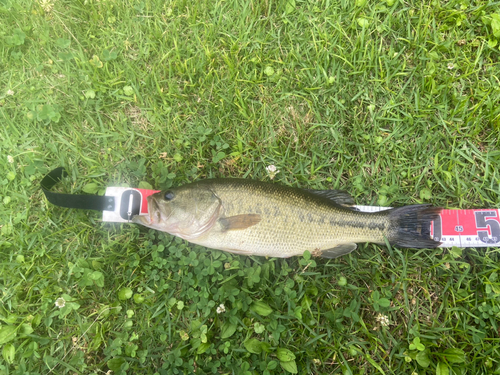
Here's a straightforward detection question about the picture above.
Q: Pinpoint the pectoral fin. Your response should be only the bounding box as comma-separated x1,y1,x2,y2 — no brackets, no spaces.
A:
219,214,261,231
320,243,357,259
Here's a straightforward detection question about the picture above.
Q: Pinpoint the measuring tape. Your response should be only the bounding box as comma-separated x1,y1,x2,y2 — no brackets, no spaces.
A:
356,205,500,247
41,168,500,248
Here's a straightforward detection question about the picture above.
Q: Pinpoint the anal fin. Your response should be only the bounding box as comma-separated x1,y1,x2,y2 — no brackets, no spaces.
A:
319,243,357,259
218,247,255,256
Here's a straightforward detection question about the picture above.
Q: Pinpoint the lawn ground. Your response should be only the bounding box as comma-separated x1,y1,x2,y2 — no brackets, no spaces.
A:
1,0,500,374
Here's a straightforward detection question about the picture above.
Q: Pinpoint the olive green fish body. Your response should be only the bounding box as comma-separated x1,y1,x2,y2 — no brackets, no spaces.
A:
133,179,441,258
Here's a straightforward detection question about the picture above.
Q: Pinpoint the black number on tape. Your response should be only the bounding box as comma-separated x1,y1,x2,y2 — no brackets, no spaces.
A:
120,190,142,220
475,211,500,244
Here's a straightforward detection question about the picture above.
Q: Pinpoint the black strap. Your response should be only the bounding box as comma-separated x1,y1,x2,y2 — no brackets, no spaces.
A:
41,167,115,211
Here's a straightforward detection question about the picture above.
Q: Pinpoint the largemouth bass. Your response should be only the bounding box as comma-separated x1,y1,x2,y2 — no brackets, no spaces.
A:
133,179,441,258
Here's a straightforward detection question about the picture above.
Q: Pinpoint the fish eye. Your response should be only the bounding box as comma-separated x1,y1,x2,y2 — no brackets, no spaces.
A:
164,191,175,201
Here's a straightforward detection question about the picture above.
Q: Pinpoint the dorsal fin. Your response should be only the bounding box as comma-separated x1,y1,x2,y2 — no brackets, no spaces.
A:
303,189,356,206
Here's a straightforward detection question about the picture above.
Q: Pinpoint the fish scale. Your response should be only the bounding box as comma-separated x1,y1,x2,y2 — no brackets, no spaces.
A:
191,179,387,257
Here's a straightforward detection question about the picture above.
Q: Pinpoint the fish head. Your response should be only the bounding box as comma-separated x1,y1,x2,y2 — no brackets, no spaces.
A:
133,185,222,240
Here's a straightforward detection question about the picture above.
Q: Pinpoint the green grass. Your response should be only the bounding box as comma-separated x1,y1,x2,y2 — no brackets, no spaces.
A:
1,0,500,373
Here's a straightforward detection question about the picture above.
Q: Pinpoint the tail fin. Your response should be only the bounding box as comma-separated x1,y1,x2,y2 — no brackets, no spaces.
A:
387,205,442,248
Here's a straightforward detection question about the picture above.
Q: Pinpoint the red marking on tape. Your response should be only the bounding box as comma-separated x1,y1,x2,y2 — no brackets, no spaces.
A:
439,209,500,236
136,189,160,214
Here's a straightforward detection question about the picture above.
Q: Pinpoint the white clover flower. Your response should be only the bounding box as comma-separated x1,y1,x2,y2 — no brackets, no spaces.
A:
265,165,280,180
55,297,66,308
447,63,454,70
216,304,226,314
266,165,277,172
6,89,14,96
376,313,390,327
7,155,14,164
39,0,54,12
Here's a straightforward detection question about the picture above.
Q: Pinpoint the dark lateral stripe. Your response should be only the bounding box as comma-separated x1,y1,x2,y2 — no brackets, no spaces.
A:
329,218,385,231
292,213,386,230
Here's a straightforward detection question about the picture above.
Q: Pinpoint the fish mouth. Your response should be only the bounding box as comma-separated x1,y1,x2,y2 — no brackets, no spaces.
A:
147,195,161,224
132,196,162,228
